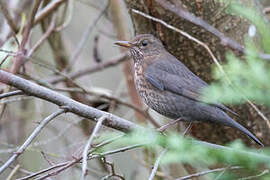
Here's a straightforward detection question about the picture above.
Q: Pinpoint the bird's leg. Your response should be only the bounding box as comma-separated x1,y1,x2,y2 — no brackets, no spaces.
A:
157,117,184,132
183,122,193,136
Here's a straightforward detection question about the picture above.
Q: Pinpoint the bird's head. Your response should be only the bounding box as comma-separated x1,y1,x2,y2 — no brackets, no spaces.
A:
115,34,164,63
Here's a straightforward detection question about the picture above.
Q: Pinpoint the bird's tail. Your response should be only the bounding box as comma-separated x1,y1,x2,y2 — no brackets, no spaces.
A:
223,117,264,147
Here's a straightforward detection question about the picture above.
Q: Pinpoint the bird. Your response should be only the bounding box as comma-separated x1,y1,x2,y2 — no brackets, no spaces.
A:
115,34,263,146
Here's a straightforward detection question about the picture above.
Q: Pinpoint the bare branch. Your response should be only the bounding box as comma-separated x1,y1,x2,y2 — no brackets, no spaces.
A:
0,70,138,132
239,169,269,180
17,135,124,180
0,0,19,46
47,53,127,84
81,115,106,180
175,166,242,180
53,87,159,127
6,164,20,180
27,14,57,58
65,2,109,71
0,0,17,33
148,149,167,180
101,157,125,180
34,0,67,26
0,90,23,99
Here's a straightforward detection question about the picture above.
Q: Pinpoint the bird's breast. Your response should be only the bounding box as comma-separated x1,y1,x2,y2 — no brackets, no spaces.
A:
134,68,179,118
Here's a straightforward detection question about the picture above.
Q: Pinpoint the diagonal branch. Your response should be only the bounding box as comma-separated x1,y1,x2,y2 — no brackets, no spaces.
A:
81,115,106,180
0,70,138,133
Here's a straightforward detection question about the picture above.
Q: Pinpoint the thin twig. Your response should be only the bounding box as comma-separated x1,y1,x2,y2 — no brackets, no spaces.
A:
238,169,269,180
26,14,57,59
34,0,66,26
0,108,66,174
0,160,32,175
36,144,143,180
6,164,20,180
175,166,242,180
55,0,73,31
157,118,183,132
148,149,167,180
0,96,33,105
0,0,20,46
17,135,124,180
65,2,109,71
0,54,10,67
81,115,106,180
47,53,127,84
0,90,23,99
100,157,125,180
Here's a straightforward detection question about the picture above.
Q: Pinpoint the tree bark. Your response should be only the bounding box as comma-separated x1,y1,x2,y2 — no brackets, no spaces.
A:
124,0,270,147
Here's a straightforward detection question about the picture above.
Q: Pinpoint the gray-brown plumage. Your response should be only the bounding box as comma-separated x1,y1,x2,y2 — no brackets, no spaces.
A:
115,34,263,146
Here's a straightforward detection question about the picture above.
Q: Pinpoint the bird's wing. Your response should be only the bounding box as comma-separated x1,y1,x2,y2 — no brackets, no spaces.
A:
145,58,238,116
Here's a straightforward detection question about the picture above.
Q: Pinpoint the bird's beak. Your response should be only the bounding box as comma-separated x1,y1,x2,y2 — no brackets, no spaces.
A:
114,41,131,48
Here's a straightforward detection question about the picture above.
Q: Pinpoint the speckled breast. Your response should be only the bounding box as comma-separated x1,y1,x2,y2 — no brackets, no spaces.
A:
134,65,180,119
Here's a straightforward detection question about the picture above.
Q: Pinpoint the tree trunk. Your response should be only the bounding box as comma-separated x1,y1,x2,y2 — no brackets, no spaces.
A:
124,0,270,147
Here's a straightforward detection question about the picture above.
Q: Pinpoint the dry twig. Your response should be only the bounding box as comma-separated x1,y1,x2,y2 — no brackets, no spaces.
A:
148,149,167,180
175,166,242,180
81,115,106,180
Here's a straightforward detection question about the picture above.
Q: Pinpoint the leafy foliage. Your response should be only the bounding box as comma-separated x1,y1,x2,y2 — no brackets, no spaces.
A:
96,129,270,179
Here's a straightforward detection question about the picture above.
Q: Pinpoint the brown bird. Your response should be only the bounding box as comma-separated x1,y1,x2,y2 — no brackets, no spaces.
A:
115,34,263,146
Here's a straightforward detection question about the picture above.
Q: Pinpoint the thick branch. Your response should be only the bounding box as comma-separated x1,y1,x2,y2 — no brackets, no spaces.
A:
0,70,138,133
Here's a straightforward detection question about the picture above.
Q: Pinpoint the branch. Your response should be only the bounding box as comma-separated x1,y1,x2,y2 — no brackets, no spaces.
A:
52,87,159,127
239,169,269,180
11,0,42,74
17,135,124,180
81,115,106,180
0,69,138,132
148,149,167,180
47,53,127,84
65,2,109,71
0,90,23,99
34,0,66,26
175,166,242,180
0,0,19,46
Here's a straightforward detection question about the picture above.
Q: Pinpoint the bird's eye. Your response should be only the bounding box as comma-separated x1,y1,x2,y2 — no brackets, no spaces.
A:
141,40,148,47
